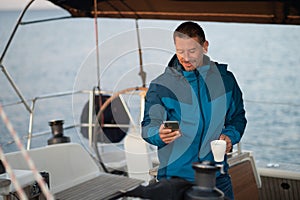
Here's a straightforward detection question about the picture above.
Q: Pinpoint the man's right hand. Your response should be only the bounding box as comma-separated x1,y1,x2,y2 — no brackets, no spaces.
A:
159,124,181,144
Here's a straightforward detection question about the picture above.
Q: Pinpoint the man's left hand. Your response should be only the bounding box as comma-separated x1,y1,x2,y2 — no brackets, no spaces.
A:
219,134,232,153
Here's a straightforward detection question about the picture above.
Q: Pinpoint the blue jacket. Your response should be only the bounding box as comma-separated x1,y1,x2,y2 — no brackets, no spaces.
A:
141,55,247,182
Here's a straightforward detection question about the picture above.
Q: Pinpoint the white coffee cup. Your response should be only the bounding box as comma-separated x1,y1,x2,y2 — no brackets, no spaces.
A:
210,140,226,162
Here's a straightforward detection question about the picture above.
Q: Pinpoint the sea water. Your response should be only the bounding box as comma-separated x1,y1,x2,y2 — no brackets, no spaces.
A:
0,9,299,170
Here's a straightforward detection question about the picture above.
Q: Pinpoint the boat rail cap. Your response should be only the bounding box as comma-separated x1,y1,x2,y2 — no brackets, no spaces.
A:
258,167,300,180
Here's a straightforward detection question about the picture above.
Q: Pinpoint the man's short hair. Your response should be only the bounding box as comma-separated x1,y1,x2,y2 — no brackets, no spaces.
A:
173,21,206,45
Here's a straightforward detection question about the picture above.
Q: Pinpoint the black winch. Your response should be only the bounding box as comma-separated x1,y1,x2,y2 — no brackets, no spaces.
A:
185,161,225,200
47,120,70,145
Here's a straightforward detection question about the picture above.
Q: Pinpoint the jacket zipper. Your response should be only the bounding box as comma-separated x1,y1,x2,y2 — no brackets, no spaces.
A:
195,71,206,153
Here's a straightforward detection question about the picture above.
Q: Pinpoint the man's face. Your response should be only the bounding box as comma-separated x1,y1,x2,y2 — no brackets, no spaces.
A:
175,36,206,71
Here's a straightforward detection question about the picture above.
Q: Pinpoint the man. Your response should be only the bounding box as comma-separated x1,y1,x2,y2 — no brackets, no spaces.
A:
141,21,247,199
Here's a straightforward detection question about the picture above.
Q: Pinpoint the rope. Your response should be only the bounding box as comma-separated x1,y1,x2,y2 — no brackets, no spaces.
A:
93,0,101,89
0,104,54,200
135,20,147,87
0,147,27,200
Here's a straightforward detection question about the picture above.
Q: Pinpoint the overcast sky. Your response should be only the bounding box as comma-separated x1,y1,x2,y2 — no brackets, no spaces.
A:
0,0,56,10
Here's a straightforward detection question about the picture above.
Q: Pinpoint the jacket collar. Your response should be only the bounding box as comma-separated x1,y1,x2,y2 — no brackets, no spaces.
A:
167,54,228,77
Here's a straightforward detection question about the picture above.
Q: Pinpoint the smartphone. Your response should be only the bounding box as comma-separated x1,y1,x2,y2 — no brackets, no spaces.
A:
163,121,179,131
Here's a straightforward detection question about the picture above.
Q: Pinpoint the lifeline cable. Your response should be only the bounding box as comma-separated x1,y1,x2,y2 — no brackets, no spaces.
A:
0,104,54,200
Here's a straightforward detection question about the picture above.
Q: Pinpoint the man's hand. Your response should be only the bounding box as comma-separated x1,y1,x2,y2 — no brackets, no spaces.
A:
219,134,232,153
159,124,181,144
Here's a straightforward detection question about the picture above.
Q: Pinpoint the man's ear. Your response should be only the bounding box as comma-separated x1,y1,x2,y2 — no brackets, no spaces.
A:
203,40,209,53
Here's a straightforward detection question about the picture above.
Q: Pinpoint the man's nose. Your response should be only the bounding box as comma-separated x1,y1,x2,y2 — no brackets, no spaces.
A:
182,52,190,61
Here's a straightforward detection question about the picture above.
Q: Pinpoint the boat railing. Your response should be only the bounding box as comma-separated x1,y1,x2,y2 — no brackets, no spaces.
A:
1,88,146,153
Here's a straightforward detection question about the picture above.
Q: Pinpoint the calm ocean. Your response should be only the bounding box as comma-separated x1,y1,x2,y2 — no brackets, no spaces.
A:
1,9,300,170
